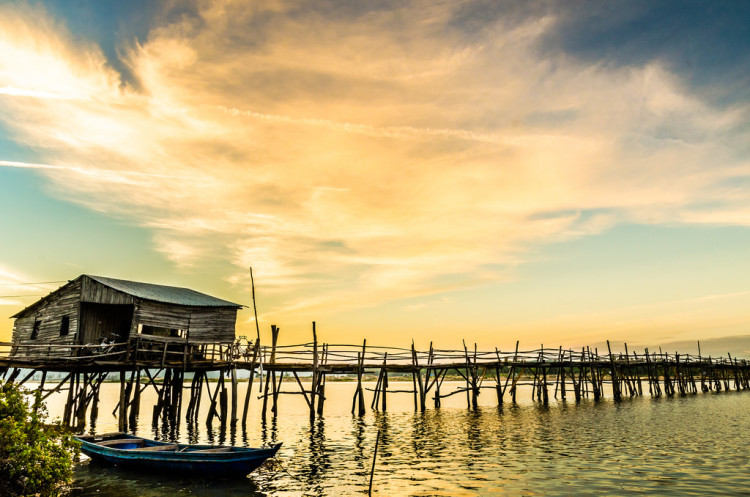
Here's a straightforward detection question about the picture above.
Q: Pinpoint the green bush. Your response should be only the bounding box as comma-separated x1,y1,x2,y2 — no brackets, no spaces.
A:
0,380,79,496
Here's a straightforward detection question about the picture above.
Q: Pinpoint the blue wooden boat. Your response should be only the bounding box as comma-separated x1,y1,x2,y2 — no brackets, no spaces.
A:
76,432,281,476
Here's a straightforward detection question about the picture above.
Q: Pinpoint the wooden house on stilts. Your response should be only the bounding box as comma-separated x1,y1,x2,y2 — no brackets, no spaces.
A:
10,275,242,360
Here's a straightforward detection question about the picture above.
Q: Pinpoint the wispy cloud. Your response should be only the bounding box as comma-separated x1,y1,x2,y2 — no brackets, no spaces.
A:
0,160,197,180
0,266,59,306
214,104,553,146
0,0,748,334
0,85,82,100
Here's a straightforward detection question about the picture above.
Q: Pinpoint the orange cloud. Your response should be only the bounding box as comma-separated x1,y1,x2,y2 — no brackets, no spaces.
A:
1,1,748,343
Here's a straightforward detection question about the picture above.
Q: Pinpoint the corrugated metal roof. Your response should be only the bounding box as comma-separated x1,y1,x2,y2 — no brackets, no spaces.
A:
87,275,242,308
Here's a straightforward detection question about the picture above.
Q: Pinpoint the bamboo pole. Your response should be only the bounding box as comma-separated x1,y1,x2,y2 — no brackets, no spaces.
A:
250,267,261,343
262,325,279,420
381,352,389,411
316,343,328,417
118,371,127,431
368,429,381,497
242,341,260,426
310,322,318,421
230,366,238,426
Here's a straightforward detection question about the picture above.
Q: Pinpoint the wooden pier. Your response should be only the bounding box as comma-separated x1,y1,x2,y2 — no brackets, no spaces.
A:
1,323,749,432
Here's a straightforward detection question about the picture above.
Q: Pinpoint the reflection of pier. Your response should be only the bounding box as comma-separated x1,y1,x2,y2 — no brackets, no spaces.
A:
2,324,750,433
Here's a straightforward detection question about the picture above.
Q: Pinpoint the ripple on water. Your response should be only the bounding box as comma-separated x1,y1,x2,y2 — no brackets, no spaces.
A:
65,383,750,496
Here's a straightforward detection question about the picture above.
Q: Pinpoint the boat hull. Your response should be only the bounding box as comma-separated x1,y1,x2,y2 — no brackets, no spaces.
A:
76,433,281,476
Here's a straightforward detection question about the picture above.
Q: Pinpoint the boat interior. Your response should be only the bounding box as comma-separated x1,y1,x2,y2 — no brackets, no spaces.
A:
81,434,234,453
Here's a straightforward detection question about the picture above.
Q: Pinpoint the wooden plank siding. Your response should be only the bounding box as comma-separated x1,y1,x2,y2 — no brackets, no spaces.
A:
11,279,81,357
10,275,239,359
132,300,191,332
80,276,135,305
183,307,237,342
132,301,237,343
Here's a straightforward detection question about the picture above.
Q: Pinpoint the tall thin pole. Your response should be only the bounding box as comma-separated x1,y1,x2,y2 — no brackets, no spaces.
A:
250,267,261,342
368,429,381,496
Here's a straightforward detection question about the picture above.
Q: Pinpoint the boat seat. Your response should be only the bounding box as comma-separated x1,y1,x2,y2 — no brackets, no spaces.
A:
98,438,144,447
188,447,233,453
79,432,126,442
133,444,180,451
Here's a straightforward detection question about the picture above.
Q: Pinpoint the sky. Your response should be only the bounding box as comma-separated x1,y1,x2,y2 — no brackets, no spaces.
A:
1,0,750,354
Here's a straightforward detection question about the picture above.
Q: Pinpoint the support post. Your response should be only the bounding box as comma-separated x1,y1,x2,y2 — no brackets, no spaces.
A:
118,370,127,431
242,341,260,426
230,366,238,426
310,322,318,421
262,325,279,419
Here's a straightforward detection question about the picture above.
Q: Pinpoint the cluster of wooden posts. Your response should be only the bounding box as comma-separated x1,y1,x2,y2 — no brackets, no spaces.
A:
2,327,750,432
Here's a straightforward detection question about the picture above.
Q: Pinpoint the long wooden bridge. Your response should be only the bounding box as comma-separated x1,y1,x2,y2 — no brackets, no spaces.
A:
2,323,749,433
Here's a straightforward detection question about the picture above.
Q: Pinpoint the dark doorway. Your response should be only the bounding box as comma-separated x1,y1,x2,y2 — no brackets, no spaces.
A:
79,303,134,345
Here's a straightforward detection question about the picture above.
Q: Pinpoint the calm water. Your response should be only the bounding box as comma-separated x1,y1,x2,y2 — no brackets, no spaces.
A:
37,379,750,496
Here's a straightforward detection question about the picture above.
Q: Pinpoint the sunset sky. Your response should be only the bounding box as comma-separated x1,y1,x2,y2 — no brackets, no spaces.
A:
1,1,750,353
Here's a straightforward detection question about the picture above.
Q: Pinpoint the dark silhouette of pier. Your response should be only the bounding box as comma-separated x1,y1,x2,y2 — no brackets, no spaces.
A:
2,322,749,433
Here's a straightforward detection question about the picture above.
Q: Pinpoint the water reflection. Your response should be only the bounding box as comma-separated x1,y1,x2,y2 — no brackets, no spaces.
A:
63,383,750,496
352,416,367,471
185,419,200,444
74,461,267,497
260,414,279,445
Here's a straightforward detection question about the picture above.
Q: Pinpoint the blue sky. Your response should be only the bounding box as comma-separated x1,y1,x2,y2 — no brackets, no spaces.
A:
1,1,750,351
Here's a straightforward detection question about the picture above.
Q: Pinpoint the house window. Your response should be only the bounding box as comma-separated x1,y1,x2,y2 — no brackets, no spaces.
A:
141,325,184,338
30,320,41,340
60,316,70,336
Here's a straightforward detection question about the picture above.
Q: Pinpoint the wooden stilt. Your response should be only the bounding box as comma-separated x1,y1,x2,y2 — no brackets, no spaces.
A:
262,325,280,420
502,342,519,403
194,372,206,422
75,373,90,429
412,341,425,412
129,368,141,428
230,366,238,426
242,341,260,426
372,365,384,410
607,341,621,401
316,343,328,417
411,340,420,411
219,373,228,427
494,348,503,405
557,346,566,401
186,372,199,422
353,352,364,415
433,369,448,408
570,350,581,402
173,369,184,427
118,370,127,431
357,340,367,415
206,370,223,426
381,353,389,411
271,370,283,415
310,322,318,421
6,368,21,383
540,346,548,405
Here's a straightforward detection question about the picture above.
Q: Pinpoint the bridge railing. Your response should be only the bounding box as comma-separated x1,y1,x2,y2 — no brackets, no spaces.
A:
1,338,745,370
244,341,743,368
0,340,130,361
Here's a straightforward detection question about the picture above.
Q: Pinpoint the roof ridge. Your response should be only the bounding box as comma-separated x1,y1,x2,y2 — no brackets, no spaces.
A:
84,275,242,308
85,274,194,291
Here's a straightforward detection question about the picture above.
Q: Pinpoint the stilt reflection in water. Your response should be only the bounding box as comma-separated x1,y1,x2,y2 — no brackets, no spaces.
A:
39,381,750,496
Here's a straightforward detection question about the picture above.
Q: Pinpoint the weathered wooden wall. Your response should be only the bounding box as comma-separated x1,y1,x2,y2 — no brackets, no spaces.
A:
131,301,237,343
132,300,191,334
11,276,238,358
81,276,135,305
185,307,237,342
11,279,81,356
78,276,135,343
